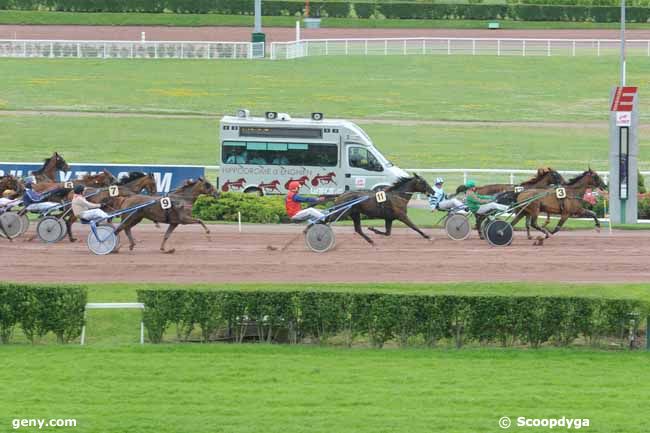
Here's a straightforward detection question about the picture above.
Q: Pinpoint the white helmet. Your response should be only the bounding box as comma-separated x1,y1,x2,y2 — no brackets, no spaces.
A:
435,177,444,184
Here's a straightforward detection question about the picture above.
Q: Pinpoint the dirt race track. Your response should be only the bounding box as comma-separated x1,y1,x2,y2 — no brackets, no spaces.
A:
4,25,650,43
2,223,649,284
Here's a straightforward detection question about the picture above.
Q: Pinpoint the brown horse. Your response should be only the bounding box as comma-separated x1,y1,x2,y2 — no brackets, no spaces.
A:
31,152,70,182
456,167,566,196
510,169,607,239
334,174,434,244
32,170,116,194
104,194,210,253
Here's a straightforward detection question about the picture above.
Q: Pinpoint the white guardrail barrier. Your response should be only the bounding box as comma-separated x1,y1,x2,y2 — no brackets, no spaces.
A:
271,37,650,60
0,40,265,59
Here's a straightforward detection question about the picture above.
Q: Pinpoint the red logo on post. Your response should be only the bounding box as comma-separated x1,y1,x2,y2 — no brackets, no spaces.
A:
611,86,638,112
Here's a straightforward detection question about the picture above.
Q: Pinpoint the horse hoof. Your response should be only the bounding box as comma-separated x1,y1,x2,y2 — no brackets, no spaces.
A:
164,248,176,254
129,245,135,251
70,238,77,243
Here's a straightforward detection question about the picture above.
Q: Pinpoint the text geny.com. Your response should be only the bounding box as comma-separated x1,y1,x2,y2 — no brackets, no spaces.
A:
12,419,77,430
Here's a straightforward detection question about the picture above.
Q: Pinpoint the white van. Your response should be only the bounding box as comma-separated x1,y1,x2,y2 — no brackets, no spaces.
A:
218,110,408,195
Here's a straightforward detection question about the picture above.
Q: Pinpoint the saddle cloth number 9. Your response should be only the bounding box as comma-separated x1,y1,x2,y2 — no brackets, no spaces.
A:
160,197,172,210
375,191,387,203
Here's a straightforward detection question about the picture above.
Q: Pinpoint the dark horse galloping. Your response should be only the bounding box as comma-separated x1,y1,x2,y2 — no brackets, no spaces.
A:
334,174,434,244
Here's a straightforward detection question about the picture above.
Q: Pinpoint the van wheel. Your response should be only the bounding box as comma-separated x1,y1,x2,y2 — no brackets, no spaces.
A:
244,187,263,196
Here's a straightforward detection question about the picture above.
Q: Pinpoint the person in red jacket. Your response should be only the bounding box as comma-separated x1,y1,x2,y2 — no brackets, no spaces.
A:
286,181,325,221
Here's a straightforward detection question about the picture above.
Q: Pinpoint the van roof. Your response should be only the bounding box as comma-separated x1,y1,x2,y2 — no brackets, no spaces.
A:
221,115,357,129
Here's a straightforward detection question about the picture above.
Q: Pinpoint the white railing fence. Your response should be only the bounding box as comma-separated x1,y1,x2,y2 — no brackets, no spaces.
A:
0,40,265,60
271,37,650,60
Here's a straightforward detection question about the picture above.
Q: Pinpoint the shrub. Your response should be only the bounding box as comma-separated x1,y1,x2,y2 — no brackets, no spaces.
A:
0,283,86,344
193,192,289,224
137,289,648,349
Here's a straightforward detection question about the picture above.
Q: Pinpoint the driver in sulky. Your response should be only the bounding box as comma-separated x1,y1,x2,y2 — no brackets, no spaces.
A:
285,181,326,222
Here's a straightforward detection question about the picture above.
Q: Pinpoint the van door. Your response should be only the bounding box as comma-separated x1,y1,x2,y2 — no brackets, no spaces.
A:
344,145,386,191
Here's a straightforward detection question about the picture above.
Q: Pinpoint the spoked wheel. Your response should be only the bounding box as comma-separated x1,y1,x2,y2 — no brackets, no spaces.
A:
36,216,67,243
305,223,336,253
87,223,118,255
485,220,514,247
0,212,24,239
445,214,471,241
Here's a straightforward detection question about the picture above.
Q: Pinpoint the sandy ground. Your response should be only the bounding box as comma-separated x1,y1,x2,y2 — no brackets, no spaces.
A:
1,223,648,284
2,25,650,42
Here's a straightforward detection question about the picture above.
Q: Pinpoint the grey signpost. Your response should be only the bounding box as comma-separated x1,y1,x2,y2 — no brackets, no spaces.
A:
608,87,639,224
252,0,266,53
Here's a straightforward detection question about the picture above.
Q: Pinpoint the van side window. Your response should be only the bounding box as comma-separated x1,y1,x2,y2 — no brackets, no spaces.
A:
348,147,383,172
222,141,337,166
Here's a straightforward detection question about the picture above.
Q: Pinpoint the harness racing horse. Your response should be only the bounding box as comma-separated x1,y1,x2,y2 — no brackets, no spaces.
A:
104,194,211,254
31,152,70,183
334,174,434,244
508,169,607,239
455,167,566,196
31,170,117,194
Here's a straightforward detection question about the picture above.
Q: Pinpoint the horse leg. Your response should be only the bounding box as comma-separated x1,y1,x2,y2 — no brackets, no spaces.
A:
124,227,137,251
475,214,485,239
510,211,534,240
397,214,430,240
352,212,373,244
65,214,77,242
542,212,552,227
550,213,570,235
582,209,601,232
572,209,601,233
368,219,392,236
161,223,178,254
530,214,551,238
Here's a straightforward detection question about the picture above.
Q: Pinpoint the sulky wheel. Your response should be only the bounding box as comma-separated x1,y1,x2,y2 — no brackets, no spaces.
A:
445,214,471,241
87,223,118,255
305,223,336,253
36,216,66,243
485,220,514,247
0,212,24,239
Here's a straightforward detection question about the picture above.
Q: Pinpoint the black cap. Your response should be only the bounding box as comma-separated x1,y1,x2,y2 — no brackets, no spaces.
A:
73,184,84,194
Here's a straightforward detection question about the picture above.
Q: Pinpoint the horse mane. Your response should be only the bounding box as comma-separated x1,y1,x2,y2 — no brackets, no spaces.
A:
566,170,590,186
118,172,146,185
385,176,414,192
31,155,54,175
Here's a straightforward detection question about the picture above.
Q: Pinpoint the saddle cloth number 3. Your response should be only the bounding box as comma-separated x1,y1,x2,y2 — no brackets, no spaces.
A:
555,187,567,199
375,191,387,203
160,197,172,210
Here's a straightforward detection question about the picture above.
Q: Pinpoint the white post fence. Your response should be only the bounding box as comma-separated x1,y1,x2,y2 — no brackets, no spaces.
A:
270,37,650,60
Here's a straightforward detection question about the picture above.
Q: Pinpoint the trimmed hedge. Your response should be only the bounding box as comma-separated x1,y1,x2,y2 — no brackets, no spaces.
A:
1,1,650,23
193,192,289,224
137,289,647,348
0,283,86,344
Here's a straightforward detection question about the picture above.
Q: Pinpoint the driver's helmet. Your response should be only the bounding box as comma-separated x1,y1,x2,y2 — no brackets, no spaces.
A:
288,181,301,192
435,177,444,185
